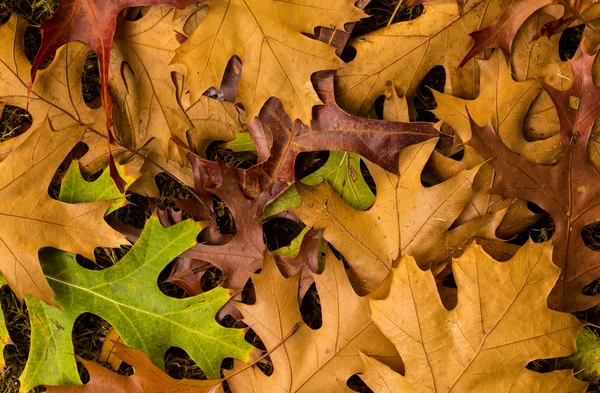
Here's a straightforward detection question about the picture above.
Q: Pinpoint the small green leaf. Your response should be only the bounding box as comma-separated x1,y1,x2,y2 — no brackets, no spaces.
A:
263,186,302,218
59,160,139,215
20,296,80,392
302,151,375,210
274,226,311,257
23,217,253,390
223,132,257,152
565,328,600,384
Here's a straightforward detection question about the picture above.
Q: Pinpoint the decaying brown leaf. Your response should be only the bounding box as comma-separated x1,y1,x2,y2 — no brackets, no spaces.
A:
468,45,600,312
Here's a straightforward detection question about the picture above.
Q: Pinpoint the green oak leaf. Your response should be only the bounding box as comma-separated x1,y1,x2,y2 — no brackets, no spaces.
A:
263,186,301,218
223,132,257,153
274,226,311,257
20,295,79,392
564,328,600,384
59,160,140,215
20,217,253,392
301,151,375,210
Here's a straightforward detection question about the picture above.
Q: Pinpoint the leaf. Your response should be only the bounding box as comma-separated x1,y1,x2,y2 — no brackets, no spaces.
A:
227,249,402,393
30,0,197,134
360,240,586,393
0,119,127,304
433,49,561,164
290,138,503,294
335,0,506,116
21,217,252,391
45,341,224,393
171,0,366,124
467,44,600,311
561,329,600,385
301,151,376,210
0,14,111,171
462,0,598,67
242,85,435,201
59,160,141,215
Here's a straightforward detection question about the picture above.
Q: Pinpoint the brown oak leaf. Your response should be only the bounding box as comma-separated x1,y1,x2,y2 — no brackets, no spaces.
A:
468,44,600,312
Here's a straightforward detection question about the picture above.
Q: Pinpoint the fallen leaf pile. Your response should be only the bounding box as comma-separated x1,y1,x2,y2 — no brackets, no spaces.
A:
3,0,600,391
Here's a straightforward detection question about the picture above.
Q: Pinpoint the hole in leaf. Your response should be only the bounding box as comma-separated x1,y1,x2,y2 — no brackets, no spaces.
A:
72,313,113,382
213,195,236,235
526,358,554,374
300,283,322,329
558,24,584,61
206,140,257,169
47,142,89,200
164,347,206,380
508,213,555,246
114,194,152,229
351,0,424,37
414,65,445,122
0,105,32,143
244,327,274,376
76,246,130,271
583,277,600,296
372,95,385,119
24,26,54,69
582,221,600,251
82,53,101,108
263,218,305,251
295,150,329,179
1,285,31,384
347,374,373,392
200,267,225,292
442,272,457,288
159,261,190,298
340,45,357,62
360,159,377,196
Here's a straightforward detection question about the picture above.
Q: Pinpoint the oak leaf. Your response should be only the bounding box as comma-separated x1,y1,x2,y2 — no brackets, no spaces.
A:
20,217,252,391
461,0,597,67
434,50,561,164
30,0,197,134
0,119,127,305
171,0,366,124
335,0,506,116
468,45,600,312
290,138,505,294
227,249,402,393
360,240,586,392
0,14,110,171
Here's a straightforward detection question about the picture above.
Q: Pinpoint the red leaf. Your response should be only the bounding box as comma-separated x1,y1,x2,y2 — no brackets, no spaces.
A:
30,0,195,132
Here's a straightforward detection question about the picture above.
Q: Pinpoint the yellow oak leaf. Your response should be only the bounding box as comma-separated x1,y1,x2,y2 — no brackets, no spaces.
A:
360,240,586,392
171,0,366,124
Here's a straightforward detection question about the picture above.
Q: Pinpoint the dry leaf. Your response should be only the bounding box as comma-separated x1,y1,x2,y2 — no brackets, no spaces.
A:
361,240,586,392
172,0,366,123
227,250,402,393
